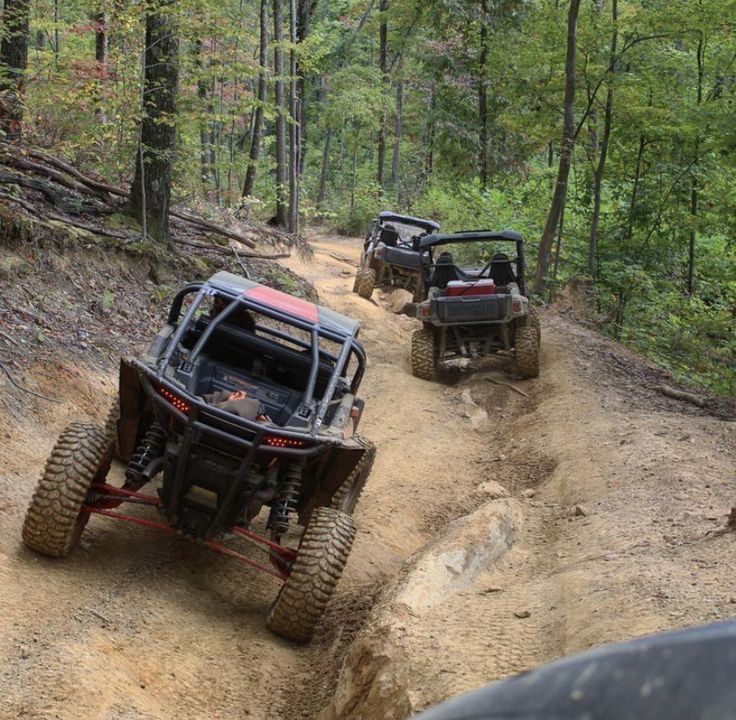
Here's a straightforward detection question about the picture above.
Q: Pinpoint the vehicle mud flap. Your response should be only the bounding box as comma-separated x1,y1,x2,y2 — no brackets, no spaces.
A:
117,358,148,463
297,440,366,526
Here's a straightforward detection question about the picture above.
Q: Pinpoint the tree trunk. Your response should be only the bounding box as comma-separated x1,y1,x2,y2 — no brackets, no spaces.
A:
296,0,317,177
287,0,299,234
272,0,288,227
376,0,389,191
193,39,213,188
533,0,581,296
0,0,29,142
243,0,269,198
127,0,179,245
626,134,646,241
478,0,489,189
317,126,332,208
391,75,402,192
587,0,617,279
424,81,436,179
688,32,704,296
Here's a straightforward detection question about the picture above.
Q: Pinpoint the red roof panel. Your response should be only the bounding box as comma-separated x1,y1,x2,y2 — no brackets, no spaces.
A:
243,285,319,323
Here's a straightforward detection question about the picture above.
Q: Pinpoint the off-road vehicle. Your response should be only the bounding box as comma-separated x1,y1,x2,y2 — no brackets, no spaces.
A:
353,211,440,301
410,230,541,381
22,272,375,642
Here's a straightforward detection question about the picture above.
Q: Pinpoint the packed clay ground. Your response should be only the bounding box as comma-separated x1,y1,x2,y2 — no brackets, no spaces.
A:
0,232,734,720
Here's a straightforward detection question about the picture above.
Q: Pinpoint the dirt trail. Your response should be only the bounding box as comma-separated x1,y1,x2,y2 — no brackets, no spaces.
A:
0,235,525,719
0,232,733,720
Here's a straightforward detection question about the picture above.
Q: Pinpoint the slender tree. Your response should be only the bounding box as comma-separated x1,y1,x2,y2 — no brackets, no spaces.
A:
534,0,582,296
287,0,299,233
588,0,618,278
0,0,29,142
272,0,288,227
376,0,389,191
478,0,489,188
127,0,179,245
243,0,269,198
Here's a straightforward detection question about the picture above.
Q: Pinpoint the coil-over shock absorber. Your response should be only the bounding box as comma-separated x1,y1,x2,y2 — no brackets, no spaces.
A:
124,421,166,489
268,460,304,537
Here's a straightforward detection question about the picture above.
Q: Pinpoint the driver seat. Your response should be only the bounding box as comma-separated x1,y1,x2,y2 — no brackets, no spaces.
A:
429,251,460,290
489,253,516,286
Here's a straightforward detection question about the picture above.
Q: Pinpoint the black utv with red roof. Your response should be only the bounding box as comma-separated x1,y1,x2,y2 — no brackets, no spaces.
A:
22,272,375,642
353,211,440,301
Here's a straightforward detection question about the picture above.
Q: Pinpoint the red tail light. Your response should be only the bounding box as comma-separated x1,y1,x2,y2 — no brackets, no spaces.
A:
512,299,523,313
157,386,192,415
263,435,311,449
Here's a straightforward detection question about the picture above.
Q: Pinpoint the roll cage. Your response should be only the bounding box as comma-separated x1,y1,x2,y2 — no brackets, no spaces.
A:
418,230,527,297
153,279,366,437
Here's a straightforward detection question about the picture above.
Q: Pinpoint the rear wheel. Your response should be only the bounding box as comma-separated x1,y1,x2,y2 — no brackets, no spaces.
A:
529,306,541,348
514,324,539,379
22,422,112,558
331,436,376,514
354,268,376,299
411,328,437,381
267,507,356,642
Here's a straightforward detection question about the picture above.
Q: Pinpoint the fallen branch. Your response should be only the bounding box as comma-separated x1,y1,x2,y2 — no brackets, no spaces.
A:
654,384,706,408
175,237,289,260
484,376,531,399
0,330,18,346
0,359,62,403
328,252,355,265
231,246,251,279
46,212,134,239
169,209,256,248
0,169,109,214
2,152,110,200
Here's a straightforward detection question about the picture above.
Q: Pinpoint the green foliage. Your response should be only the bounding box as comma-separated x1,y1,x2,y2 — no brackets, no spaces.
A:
10,0,735,395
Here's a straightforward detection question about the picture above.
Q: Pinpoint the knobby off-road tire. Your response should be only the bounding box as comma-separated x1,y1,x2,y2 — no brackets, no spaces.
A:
354,268,376,299
22,422,112,558
267,507,356,642
104,395,121,460
515,324,540,379
331,436,376,515
411,328,437,381
529,305,542,348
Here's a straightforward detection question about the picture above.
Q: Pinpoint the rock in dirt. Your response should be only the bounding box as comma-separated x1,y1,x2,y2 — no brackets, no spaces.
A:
574,504,591,517
476,481,510,499
318,498,523,720
522,488,536,499
513,610,531,619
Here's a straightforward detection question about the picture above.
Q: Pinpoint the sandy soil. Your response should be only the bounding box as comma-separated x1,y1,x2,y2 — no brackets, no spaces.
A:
0,232,733,720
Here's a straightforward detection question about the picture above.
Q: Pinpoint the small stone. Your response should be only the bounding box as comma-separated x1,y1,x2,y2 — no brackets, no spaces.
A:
513,610,531,619
479,586,503,595
19,645,30,659
522,489,536,498
574,504,590,517
729,596,736,604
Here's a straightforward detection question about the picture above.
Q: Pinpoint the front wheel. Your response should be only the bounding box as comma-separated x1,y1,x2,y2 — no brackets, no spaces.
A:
22,422,113,558
267,507,356,642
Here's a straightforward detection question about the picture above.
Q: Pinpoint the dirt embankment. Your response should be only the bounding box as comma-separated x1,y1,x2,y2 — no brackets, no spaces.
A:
0,230,734,720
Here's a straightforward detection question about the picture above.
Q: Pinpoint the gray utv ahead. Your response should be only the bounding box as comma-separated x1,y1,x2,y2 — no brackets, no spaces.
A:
22,272,376,642
410,230,541,381
353,211,440,301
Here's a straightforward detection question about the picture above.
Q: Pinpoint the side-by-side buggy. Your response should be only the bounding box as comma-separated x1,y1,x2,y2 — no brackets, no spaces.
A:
22,272,375,641
353,211,440,301
411,230,541,381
